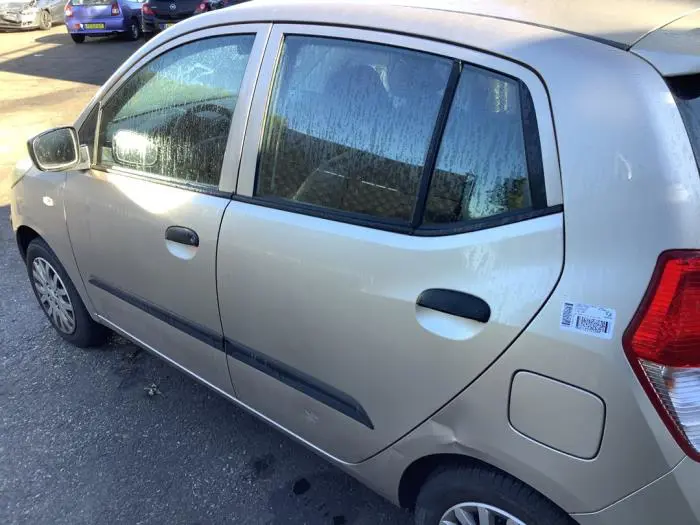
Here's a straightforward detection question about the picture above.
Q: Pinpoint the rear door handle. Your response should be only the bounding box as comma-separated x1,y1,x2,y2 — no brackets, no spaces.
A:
165,226,199,247
417,288,491,323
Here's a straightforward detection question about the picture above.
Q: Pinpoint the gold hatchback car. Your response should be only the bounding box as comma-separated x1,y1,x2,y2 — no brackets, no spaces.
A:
10,1,700,523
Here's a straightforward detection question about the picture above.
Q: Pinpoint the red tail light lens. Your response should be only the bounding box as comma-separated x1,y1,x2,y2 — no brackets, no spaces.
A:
141,3,153,15
111,2,120,15
624,250,700,460
194,2,207,13
64,1,73,17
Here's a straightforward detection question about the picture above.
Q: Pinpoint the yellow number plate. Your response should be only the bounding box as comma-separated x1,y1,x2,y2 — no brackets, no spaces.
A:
84,23,105,29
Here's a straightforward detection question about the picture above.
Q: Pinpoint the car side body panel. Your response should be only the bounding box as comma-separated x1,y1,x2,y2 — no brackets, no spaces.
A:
10,167,97,317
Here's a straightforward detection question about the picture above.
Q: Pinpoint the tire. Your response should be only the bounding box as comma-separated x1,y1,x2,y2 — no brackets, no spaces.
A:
26,238,109,348
70,33,86,43
125,18,141,41
38,10,52,30
414,465,573,525
143,31,154,41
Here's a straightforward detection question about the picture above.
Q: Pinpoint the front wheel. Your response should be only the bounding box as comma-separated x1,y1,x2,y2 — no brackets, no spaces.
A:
26,238,109,348
70,33,86,43
414,465,574,525
143,31,155,41
38,10,52,30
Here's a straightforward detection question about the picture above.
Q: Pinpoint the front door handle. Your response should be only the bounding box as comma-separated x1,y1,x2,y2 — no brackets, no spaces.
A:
417,288,491,323
165,226,199,247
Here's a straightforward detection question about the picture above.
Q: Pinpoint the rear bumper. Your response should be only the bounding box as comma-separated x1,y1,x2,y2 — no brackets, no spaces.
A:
572,457,700,525
142,14,189,34
66,17,129,34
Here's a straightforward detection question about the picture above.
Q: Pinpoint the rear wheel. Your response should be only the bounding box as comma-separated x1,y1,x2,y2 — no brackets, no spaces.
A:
70,33,86,43
126,18,141,41
38,10,51,30
414,465,573,525
26,238,109,348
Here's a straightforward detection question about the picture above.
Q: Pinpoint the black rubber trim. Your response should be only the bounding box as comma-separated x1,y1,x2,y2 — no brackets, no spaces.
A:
411,60,462,228
417,288,491,323
165,226,200,247
88,277,224,350
519,79,548,210
225,338,375,429
233,195,562,237
87,276,373,429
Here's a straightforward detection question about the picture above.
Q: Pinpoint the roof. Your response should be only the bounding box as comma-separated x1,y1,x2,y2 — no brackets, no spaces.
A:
250,0,700,50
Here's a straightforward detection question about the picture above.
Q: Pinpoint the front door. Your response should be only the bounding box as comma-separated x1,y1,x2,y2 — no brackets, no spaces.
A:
218,26,564,463
65,27,266,393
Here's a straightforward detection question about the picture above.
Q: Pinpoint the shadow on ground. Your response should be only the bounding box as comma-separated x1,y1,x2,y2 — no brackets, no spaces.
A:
0,28,141,85
0,204,411,525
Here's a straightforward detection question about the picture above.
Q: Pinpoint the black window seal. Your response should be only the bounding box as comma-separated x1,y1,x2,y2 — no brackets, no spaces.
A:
233,194,562,236
519,78,547,210
410,59,462,228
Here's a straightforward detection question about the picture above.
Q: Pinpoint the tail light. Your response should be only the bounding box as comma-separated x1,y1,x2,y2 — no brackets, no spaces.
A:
194,1,208,13
624,250,700,461
141,3,153,15
110,1,120,15
64,1,73,17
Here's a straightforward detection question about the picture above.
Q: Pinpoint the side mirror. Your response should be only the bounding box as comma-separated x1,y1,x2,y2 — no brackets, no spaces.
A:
112,129,158,168
27,126,86,172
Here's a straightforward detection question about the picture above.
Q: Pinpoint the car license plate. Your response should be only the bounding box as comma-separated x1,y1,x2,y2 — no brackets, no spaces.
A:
160,23,175,29
84,23,105,29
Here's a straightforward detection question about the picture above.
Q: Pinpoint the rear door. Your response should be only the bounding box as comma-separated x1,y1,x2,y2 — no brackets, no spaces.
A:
217,24,564,463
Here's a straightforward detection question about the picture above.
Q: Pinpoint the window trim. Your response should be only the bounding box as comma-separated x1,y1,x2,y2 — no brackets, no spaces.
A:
236,23,562,236
85,23,271,195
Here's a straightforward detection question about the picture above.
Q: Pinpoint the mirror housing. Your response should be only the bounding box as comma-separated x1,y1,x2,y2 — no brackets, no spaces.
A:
27,126,89,172
112,129,158,168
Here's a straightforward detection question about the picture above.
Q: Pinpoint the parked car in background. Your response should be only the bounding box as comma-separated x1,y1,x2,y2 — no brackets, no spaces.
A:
0,0,64,31
64,0,143,43
10,1,700,525
141,0,244,40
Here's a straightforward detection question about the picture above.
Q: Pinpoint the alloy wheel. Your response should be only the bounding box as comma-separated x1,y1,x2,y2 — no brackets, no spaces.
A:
32,257,76,334
440,503,525,525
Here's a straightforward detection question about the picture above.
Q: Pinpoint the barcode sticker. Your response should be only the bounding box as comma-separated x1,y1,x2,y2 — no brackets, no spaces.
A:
560,302,615,340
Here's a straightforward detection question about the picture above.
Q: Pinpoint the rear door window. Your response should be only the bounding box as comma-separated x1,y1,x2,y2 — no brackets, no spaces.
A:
255,36,453,222
254,33,548,233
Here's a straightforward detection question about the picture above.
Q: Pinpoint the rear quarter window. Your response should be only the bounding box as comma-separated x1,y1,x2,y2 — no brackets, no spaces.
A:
668,75,700,170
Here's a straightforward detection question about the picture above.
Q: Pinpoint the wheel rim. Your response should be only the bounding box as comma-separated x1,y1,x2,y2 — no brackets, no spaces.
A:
131,22,138,39
440,502,526,525
42,11,50,26
32,257,76,335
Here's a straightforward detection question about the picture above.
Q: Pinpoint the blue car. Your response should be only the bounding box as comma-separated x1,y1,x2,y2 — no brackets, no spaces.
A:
64,0,144,43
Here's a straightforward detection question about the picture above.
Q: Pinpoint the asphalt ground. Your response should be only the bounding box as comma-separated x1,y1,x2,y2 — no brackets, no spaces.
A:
0,25,412,525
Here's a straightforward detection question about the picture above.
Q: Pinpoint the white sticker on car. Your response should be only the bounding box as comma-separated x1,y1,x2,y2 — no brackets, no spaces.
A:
560,302,616,340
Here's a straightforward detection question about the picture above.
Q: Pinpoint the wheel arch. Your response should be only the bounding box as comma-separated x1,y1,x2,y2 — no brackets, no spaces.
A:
16,224,40,261
397,453,571,518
